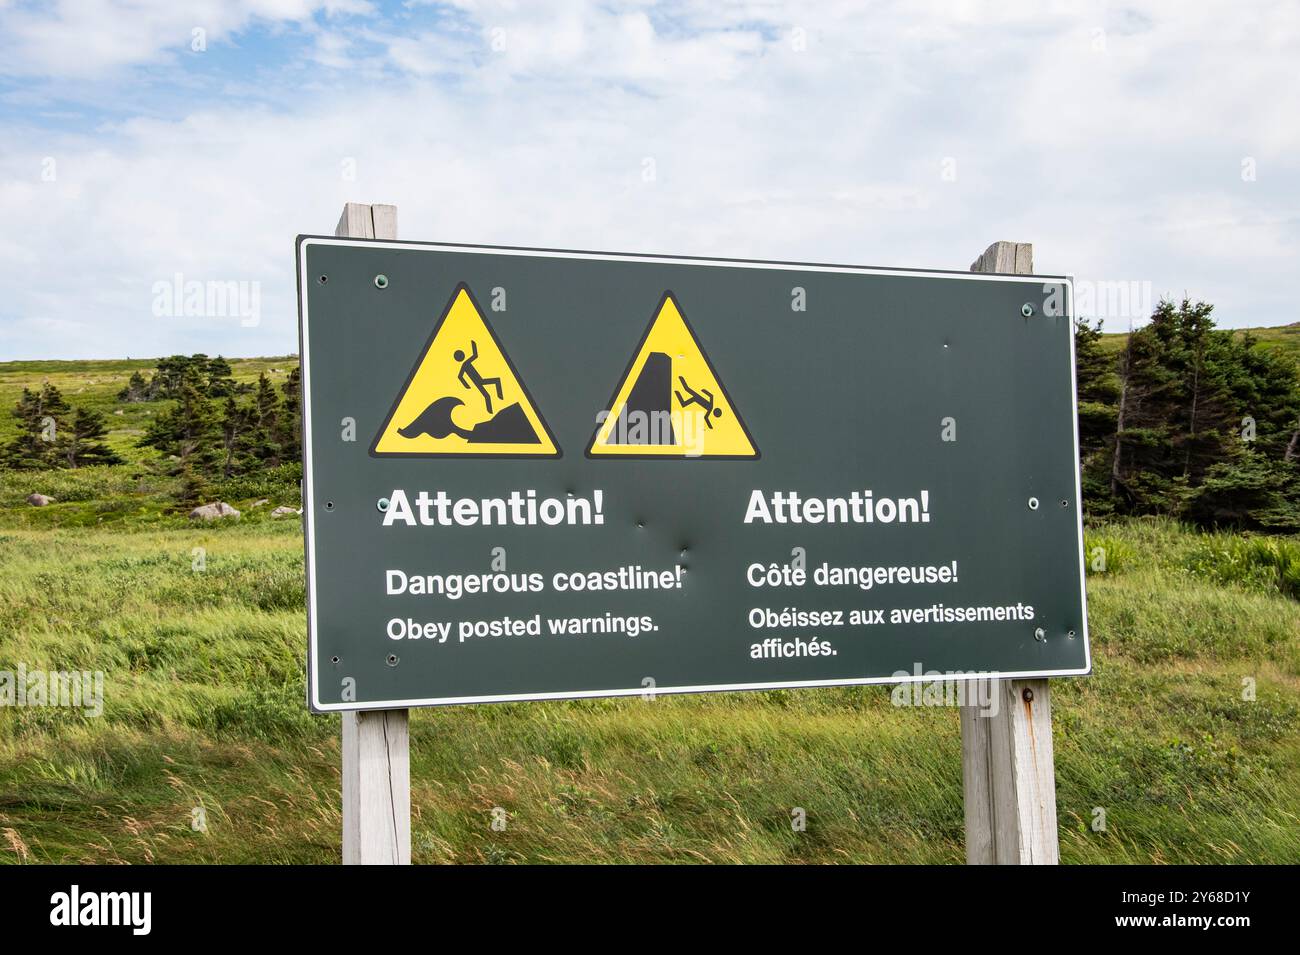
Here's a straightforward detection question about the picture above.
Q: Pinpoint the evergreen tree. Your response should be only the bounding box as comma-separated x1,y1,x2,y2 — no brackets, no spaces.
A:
277,366,302,462
154,355,209,398
176,461,212,509
117,370,151,403
248,373,283,465
1074,320,1119,513
218,395,256,479
140,375,219,473
62,408,122,468
1230,332,1300,459
207,356,237,398
1186,450,1300,530
1104,298,1300,528
1162,300,1237,485
2,383,71,469
1110,312,1181,510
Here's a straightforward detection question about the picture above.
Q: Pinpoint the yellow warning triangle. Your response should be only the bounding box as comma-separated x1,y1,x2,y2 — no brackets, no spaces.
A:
588,292,758,459
371,284,559,457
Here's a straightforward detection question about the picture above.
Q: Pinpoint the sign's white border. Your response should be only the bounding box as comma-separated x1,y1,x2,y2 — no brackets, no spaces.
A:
296,237,1090,712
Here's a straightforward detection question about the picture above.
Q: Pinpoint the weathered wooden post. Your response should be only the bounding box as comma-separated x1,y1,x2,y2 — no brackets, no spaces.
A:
959,241,1061,865
336,201,411,866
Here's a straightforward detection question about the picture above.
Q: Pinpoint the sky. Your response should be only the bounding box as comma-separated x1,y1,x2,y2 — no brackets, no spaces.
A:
1,0,1297,360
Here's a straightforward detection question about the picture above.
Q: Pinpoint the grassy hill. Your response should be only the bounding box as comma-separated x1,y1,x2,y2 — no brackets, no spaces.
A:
0,357,300,524
0,357,297,470
1101,323,1300,364
0,355,1297,864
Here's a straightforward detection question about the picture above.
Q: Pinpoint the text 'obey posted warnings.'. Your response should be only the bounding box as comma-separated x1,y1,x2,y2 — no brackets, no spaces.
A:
371,285,759,460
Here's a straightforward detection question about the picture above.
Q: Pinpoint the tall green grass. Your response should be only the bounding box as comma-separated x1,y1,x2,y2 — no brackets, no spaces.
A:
2,355,1296,863
0,516,1297,864
1187,535,1300,601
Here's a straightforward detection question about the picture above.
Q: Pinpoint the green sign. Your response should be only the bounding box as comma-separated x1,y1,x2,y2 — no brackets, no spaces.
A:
296,238,1089,711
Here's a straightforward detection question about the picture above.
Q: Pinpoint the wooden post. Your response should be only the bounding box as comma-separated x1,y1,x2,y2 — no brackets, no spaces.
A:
337,202,411,865
959,241,1060,865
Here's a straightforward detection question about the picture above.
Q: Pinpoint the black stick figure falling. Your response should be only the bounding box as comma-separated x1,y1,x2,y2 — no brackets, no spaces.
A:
674,375,724,429
454,340,503,414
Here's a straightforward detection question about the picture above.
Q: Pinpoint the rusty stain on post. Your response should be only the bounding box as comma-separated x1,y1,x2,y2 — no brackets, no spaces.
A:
959,242,1061,865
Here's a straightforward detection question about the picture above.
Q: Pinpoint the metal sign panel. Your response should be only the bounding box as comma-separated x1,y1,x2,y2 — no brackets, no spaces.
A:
296,237,1089,712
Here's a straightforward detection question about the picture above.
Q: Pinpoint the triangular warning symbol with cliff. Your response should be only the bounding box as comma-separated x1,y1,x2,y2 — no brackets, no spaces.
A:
587,292,758,459
371,284,560,457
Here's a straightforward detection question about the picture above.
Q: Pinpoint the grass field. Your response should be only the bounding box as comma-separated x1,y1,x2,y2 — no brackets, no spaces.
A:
1101,322,1300,362
0,357,298,464
1,357,1298,864
1,510,1297,863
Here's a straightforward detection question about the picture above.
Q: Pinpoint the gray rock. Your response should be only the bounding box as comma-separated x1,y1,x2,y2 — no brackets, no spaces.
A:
271,505,302,517
251,498,269,508
26,493,54,506
188,501,241,521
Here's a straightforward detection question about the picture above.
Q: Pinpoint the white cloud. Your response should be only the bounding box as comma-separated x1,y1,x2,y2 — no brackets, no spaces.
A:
0,0,373,77
0,0,1297,359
